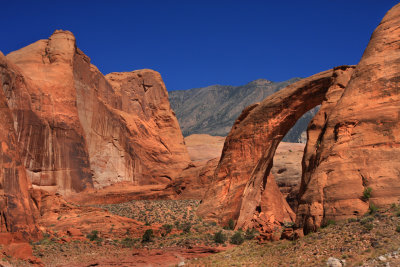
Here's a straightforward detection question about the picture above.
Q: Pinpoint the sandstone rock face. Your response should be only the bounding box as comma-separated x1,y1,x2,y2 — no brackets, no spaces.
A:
5,30,191,192
297,4,400,232
6,31,93,194
271,142,305,211
104,70,191,186
0,53,39,239
197,66,355,232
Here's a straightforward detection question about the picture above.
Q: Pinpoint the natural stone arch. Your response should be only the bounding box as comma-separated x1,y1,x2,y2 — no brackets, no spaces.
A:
197,66,355,231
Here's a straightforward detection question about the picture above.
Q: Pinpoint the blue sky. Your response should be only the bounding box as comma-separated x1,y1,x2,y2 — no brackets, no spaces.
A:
1,1,398,90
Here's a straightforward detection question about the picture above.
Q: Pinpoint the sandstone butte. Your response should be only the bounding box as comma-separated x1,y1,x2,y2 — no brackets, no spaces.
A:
0,30,192,244
4,30,191,195
198,3,400,238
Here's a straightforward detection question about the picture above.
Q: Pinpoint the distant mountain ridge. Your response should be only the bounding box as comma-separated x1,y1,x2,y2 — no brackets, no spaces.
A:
169,78,318,142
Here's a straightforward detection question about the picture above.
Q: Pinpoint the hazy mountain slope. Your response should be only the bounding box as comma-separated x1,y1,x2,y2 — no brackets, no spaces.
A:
169,78,317,142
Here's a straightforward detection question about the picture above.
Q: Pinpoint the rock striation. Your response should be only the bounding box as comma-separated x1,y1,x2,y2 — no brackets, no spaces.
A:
0,52,39,239
197,66,355,235
4,30,191,193
297,3,400,233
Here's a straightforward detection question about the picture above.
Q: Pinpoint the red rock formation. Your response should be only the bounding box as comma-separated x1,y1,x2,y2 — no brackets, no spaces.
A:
0,52,39,239
297,3,400,232
197,66,355,234
6,31,93,194
103,70,191,185
5,30,191,192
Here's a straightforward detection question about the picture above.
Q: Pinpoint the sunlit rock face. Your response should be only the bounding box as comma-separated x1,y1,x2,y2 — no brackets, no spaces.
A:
4,30,191,194
0,53,39,239
199,3,400,235
297,3,400,233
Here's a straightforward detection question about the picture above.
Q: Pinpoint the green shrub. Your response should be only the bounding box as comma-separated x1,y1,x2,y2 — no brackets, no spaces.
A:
142,229,154,243
324,219,336,227
162,224,173,235
364,223,374,231
230,231,244,245
396,225,400,233
182,222,192,234
121,237,135,247
283,221,295,228
363,187,372,200
244,228,256,240
347,218,358,223
213,230,227,244
227,219,235,230
369,203,378,214
87,230,99,241
360,216,374,225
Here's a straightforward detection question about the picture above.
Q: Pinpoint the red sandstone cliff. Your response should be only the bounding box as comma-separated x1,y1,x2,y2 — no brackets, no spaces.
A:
4,30,191,193
297,3,400,233
0,52,39,239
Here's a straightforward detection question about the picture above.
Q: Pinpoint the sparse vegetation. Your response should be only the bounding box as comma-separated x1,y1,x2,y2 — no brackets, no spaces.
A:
162,224,173,235
363,187,373,200
142,229,154,243
230,231,244,245
363,223,374,231
214,231,227,244
121,237,136,247
188,206,400,266
224,219,235,230
244,228,256,240
30,200,400,267
323,219,336,227
182,222,192,234
369,202,378,214
87,230,100,241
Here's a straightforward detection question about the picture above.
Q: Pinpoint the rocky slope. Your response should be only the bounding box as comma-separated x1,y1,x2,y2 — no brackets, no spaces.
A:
169,78,319,142
4,30,191,194
297,3,400,233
